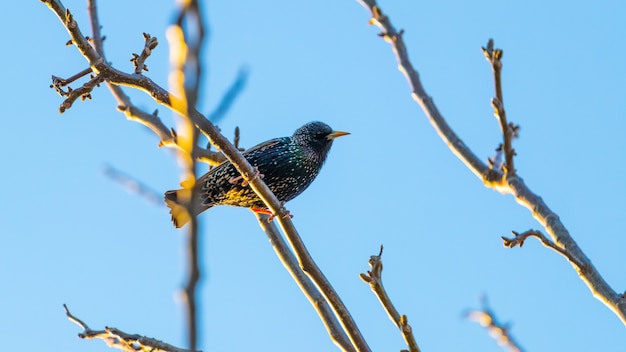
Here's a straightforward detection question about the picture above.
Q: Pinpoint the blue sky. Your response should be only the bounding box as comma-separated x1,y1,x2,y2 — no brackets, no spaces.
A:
2,0,625,351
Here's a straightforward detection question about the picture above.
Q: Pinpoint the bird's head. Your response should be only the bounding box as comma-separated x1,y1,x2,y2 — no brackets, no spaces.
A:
292,121,350,162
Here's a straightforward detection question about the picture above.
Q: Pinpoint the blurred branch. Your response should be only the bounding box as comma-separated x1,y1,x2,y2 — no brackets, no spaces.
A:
169,0,208,349
103,164,164,206
64,304,200,352
360,246,420,352
465,296,524,352
356,0,626,325
208,67,249,123
255,213,355,352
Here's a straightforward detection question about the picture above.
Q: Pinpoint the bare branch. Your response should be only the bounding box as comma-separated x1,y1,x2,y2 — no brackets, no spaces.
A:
357,0,498,188
255,213,355,352
360,246,420,352
130,33,159,74
88,0,178,150
64,304,200,352
64,74,103,112
50,67,92,93
465,296,524,352
502,230,586,269
356,0,626,325
90,0,224,163
482,39,517,177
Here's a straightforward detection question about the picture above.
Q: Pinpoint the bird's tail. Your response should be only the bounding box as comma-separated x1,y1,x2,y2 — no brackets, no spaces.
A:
164,189,211,228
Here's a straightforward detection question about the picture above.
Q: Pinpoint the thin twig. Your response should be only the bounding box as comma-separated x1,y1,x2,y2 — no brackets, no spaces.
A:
356,0,626,325
50,67,92,93
130,33,159,74
63,304,200,352
58,74,104,113
502,229,586,269
465,296,524,352
360,246,420,352
86,0,223,167
85,0,177,150
482,39,516,177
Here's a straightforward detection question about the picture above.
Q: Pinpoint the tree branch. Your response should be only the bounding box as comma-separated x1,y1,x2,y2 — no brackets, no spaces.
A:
482,39,517,178
130,33,159,74
356,0,626,325
255,213,355,352
360,246,420,352
64,304,200,352
86,0,223,166
502,229,586,270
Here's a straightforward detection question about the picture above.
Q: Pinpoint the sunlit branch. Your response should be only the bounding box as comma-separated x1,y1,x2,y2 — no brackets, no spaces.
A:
85,0,222,166
360,246,420,352
255,213,355,352
482,39,517,178
64,304,200,352
502,230,585,269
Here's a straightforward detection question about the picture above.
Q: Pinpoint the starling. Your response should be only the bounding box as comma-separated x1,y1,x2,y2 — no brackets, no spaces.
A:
164,121,349,227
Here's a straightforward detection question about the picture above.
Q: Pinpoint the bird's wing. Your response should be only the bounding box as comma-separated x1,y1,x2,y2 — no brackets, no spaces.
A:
242,137,284,155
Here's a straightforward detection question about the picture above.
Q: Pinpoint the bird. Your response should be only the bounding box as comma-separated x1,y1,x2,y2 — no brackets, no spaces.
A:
164,121,349,227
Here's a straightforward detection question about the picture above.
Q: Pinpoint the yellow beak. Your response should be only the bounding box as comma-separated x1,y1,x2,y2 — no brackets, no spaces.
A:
327,131,350,140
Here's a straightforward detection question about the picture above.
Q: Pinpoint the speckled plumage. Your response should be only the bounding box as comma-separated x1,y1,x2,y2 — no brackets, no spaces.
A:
164,121,348,227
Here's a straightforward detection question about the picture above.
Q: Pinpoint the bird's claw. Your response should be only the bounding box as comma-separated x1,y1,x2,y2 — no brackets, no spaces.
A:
267,211,293,223
250,206,293,223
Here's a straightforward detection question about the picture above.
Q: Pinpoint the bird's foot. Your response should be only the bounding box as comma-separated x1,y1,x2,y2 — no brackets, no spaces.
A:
251,206,293,223
229,166,264,187
268,211,293,222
